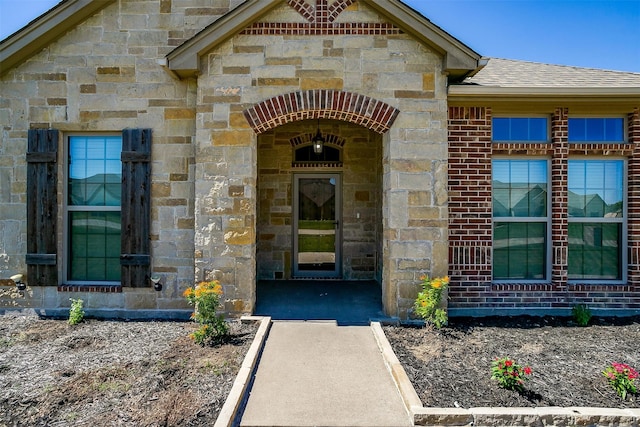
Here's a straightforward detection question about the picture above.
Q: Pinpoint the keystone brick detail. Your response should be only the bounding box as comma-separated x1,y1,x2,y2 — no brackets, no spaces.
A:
288,0,356,24
243,90,400,134
242,0,401,35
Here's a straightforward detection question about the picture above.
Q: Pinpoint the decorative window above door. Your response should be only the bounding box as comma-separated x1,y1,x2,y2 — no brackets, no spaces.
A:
291,133,344,168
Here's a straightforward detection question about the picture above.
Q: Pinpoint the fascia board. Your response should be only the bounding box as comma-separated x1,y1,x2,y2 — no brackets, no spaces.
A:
167,0,282,77
0,0,115,76
448,85,640,99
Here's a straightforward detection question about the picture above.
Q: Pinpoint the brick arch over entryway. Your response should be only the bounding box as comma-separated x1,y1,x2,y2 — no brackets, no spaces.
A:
243,90,400,135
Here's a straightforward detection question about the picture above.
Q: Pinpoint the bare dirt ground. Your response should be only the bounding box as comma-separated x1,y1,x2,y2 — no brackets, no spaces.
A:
385,315,640,409
0,311,256,427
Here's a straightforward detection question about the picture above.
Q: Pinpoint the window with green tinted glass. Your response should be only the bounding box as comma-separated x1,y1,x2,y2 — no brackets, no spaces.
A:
568,118,624,142
568,160,624,280
493,117,548,142
492,159,549,280
67,136,122,282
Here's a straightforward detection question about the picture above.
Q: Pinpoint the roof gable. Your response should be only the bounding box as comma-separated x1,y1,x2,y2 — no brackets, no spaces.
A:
0,0,116,75
166,0,481,80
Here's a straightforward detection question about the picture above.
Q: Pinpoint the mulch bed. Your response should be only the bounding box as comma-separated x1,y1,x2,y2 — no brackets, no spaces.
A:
0,311,257,426
384,315,640,409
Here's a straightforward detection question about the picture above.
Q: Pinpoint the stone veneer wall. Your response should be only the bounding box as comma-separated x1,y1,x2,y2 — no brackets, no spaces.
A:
0,0,248,314
193,0,450,318
448,106,640,315
1,0,450,319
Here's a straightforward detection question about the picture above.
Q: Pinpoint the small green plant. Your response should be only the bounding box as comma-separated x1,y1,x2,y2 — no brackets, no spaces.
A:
491,357,532,392
572,304,592,326
603,362,638,400
183,280,229,345
68,298,85,325
414,275,449,329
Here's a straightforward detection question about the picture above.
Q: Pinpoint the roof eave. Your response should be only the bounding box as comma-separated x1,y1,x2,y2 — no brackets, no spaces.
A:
0,0,116,76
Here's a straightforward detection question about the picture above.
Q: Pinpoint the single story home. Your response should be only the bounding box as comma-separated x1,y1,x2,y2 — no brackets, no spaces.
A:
1,0,639,319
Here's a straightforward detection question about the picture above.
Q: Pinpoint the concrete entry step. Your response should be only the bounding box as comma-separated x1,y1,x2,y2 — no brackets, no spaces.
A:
239,321,412,427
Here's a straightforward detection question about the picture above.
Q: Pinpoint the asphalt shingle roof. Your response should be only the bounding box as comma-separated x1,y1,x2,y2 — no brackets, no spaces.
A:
465,58,640,88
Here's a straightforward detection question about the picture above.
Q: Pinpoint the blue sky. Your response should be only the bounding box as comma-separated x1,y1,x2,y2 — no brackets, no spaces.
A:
1,0,639,72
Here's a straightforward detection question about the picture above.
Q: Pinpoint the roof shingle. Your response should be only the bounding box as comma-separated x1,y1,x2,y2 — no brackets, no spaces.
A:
465,58,640,88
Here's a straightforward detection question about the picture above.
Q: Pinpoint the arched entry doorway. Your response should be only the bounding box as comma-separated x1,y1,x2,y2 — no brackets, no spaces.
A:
256,119,382,282
246,90,399,321
255,119,384,323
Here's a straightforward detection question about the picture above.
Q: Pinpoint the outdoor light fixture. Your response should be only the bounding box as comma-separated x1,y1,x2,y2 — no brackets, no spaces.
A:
312,119,324,154
150,274,162,291
10,274,26,291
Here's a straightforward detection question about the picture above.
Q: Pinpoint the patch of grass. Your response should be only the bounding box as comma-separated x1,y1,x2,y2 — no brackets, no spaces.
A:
0,337,14,348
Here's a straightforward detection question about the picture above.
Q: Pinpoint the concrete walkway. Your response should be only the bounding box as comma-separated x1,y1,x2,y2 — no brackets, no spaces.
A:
239,321,412,427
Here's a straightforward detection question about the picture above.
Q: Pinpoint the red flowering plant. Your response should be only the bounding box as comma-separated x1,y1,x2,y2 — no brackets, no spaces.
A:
491,357,533,392
603,362,638,400
414,275,449,329
183,280,229,345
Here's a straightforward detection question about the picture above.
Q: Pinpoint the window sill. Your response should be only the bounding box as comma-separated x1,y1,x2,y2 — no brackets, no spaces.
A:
492,282,553,292
58,285,122,293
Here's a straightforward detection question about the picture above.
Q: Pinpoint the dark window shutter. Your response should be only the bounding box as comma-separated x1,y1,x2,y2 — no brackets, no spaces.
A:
26,129,58,286
121,128,151,287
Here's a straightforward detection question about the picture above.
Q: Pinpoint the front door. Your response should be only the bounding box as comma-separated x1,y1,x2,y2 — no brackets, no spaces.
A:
293,173,341,278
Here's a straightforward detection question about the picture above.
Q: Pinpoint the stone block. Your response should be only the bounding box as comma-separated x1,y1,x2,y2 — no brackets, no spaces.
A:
389,241,431,260
282,39,324,58
469,407,540,427
165,108,196,120
211,130,253,146
379,72,422,91
408,191,431,206
224,228,255,245
409,207,441,220
569,407,637,427
413,407,473,427
423,73,436,91
396,172,433,191
300,78,344,91
124,288,158,310
533,407,577,426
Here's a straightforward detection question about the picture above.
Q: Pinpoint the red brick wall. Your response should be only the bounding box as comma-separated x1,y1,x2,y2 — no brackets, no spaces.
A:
448,106,640,314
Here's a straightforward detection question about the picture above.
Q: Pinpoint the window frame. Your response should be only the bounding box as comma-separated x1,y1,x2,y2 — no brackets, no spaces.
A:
567,116,626,143
567,156,627,284
491,115,551,143
491,156,552,283
62,132,122,286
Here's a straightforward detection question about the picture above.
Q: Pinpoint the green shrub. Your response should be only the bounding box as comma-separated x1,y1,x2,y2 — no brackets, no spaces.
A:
183,280,229,345
572,304,592,326
414,275,449,329
68,298,85,325
491,357,532,392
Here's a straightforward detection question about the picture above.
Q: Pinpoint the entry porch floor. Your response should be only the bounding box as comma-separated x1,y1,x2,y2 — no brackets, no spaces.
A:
254,280,386,325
